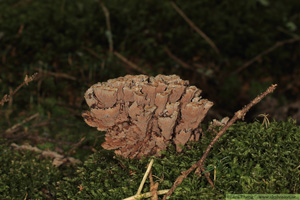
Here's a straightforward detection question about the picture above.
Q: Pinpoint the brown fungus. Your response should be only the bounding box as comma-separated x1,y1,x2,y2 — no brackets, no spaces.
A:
82,74,213,159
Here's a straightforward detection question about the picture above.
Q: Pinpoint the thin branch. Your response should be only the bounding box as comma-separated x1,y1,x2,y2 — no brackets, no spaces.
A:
123,189,169,200
11,143,81,167
195,167,215,188
84,47,147,74
35,68,76,81
67,137,85,156
99,0,113,54
82,46,103,59
170,1,220,55
163,84,277,199
164,47,194,70
114,51,147,74
2,131,95,152
149,170,159,200
5,113,39,134
0,72,38,106
233,37,300,74
137,158,154,195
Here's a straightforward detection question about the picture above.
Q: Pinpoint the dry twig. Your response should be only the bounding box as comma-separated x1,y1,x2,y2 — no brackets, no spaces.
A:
123,189,169,200
195,167,215,188
233,37,300,74
0,72,38,106
113,51,147,74
82,46,103,59
164,47,194,70
170,1,220,55
35,68,76,81
149,170,159,200
5,113,39,134
163,84,277,199
67,137,85,156
11,143,81,167
137,159,154,196
3,132,95,152
99,0,113,54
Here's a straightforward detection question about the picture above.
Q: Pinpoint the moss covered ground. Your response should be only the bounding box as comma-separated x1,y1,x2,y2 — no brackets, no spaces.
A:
1,120,299,199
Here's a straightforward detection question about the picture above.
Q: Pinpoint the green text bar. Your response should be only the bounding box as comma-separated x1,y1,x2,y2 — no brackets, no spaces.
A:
226,194,300,200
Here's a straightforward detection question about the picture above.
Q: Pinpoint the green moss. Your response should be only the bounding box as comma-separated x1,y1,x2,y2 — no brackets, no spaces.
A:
56,120,300,199
1,120,300,199
0,141,64,199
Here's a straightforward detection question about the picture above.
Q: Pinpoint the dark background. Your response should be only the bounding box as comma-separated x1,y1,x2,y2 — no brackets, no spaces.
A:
1,0,300,131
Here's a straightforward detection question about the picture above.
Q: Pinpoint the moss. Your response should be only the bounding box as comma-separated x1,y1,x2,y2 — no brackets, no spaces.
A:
0,141,64,199
56,120,300,199
1,120,300,199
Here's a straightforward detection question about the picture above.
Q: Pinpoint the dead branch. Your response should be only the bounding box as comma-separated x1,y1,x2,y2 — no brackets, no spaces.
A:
113,51,147,74
0,72,38,107
11,143,81,167
170,1,220,55
83,47,147,74
5,113,39,134
233,37,300,74
163,84,277,199
82,46,103,59
149,170,159,200
3,131,95,152
35,68,76,81
195,167,215,188
164,47,194,70
123,189,169,200
67,137,85,156
99,0,113,54
137,159,154,196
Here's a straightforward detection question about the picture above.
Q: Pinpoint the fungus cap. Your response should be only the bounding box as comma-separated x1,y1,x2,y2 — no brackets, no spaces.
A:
83,74,213,159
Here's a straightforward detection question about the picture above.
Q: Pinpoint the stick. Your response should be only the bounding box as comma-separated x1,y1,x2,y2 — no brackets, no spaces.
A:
149,170,159,200
163,84,277,199
123,189,169,200
99,0,113,54
67,137,85,156
11,143,81,167
170,1,220,55
233,37,300,74
114,51,147,74
82,46,103,59
36,68,76,81
164,47,194,70
3,132,95,151
136,158,154,195
196,167,215,188
0,72,38,106
5,113,39,134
